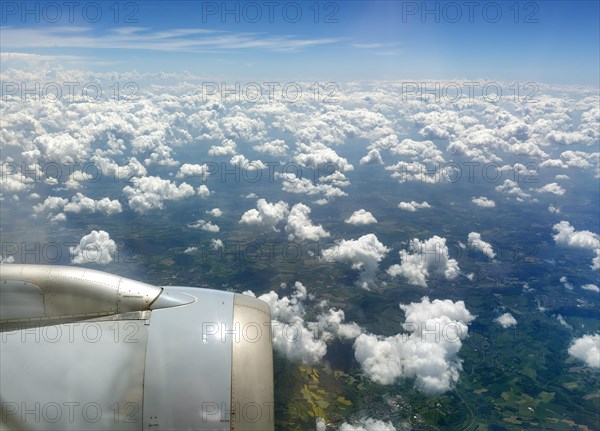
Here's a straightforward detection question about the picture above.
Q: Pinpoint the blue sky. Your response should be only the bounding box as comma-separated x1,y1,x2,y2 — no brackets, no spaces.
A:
1,1,599,84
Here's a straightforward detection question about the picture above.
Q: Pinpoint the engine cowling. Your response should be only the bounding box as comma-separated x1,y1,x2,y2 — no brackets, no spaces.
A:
0,264,274,431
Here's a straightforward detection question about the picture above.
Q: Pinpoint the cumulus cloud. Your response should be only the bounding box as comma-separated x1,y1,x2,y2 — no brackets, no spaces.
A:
345,209,378,225
207,208,222,217
239,199,289,231
294,142,354,172
353,297,475,394
64,170,94,190
560,276,574,290
252,139,288,156
230,154,267,171
581,283,599,293
197,184,211,198
359,149,384,165
176,163,210,179
472,196,495,208
0,255,15,264
468,232,496,260
390,138,445,164
208,138,237,156
64,193,122,216
398,201,431,212
188,219,220,232
277,172,347,202
386,161,454,184
495,179,531,201
122,176,195,214
33,193,122,220
32,196,69,216
553,221,600,270
548,204,560,214
495,312,517,328
568,334,600,368
70,230,116,265
285,203,330,241
322,234,389,289
536,182,565,196
243,282,360,364
387,236,460,287
340,418,397,431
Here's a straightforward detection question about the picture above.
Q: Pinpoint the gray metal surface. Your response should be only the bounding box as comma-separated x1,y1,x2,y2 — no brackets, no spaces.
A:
231,293,274,431
0,280,45,320
0,264,163,323
142,287,233,431
0,266,275,431
1,319,148,431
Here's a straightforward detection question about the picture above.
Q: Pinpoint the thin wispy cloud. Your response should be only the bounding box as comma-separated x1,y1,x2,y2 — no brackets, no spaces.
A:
0,26,340,53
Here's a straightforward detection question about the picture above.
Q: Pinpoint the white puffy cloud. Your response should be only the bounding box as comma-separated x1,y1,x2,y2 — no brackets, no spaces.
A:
398,201,431,212
277,172,347,202
387,236,460,287
0,173,35,194
340,418,397,431
230,154,267,171
220,112,265,142
207,208,222,217
33,133,89,164
239,199,289,231
568,334,600,368
353,297,475,394
560,276,574,290
253,139,288,157
386,161,455,184
0,255,15,264
390,138,445,164
495,179,531,201
184,247,198,254
188,219,220,232
553,221,600,270
546,130,594,146
208,138,237,156
316,307,362,340
472,196,495,208
536,182,565,196
345,209,378,225
548,204,560,214
64,193,122,216
32,193,121,219
495,312,517,328
359,149,383,165
581,283,599,293
316,418,326,431
64,170,93,190
243,282,360,365
197,184,211,198
322,234,389,289
33,196,69,215
176,163,210,179
468,232,496,260
91,156,147,180
122,176,195,214
285,203,330,241
294,142,354,172
70,230,116,265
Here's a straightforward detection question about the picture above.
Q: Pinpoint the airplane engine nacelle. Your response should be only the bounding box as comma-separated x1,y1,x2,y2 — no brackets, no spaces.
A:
0,264,274,431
